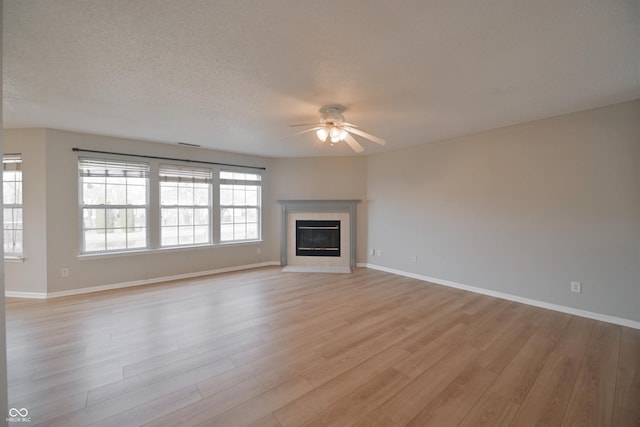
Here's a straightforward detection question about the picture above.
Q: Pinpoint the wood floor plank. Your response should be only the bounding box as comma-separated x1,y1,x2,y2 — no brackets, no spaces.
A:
229,328,335,368
612,405,640,426
457,326,564,426
274,346,409,427
392,301,471,354
497,333,559,399
86,354,235,406
248,414,283,427
405,364,496,427
393,322,469,378
562,322,620,426
122,344,240,380
118,324,261,378
458,391,521,427
613,327,640,424
40,384,175,426
4,266,635,426
194,347,323,400
199,350,323,402
312,310,410,360
511,315,595,426
351,410,399,427
302,325,411,387
379,343,481,426
89,385,202,427
143,354,322,426
302,368,412,427
192,376,314,427
474,318,537,374
9,364,123,410
465,301,528,350
21,391,88,427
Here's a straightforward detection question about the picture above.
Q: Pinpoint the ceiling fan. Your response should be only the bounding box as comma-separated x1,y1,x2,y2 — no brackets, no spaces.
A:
289,105,385,153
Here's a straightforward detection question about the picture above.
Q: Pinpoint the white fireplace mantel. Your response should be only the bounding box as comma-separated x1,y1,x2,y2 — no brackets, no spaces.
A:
278,200,360,268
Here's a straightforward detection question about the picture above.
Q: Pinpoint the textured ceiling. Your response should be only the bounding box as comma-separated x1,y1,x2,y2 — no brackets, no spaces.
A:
4,0,640,157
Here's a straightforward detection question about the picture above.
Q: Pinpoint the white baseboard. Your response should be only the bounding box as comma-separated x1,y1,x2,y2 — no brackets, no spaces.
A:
363,263,640,330
5,291,48,299
5,261,281,299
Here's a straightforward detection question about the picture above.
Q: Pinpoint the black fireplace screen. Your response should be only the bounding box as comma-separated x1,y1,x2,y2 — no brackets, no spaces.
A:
296,220,341,257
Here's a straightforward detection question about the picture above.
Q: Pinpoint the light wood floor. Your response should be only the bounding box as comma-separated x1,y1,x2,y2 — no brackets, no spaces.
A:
5,267,640,426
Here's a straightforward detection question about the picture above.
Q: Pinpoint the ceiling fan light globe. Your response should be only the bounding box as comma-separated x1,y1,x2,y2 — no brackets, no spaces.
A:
329,127,341,140
339,129,348,141
316,128,329,142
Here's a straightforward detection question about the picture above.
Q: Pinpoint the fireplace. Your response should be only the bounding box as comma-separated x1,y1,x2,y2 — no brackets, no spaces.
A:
296,220,341,257
278,199,360,271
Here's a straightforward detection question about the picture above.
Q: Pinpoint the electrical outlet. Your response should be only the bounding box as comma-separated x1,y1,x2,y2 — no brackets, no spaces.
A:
375,249,382,256
370,249,375,256
570,281,581,293
411,256,418,263
61,268,69,278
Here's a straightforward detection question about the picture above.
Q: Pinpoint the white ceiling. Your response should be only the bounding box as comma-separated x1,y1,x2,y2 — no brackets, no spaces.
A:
4,0,640,158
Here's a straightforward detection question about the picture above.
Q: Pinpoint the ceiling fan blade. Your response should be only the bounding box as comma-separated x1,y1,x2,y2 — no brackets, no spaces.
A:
341,122,359,128
288,123,321,127
344,134,365,153
344,126,386,145
293,126,323,136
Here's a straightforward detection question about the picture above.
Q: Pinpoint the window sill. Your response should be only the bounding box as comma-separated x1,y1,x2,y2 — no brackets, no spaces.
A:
78,240,263,260
217,239,264,247
4,256,25,262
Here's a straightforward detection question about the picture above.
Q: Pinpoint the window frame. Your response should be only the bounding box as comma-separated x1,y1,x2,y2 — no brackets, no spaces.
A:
218,170,262,243
78,157,151,254
3,154,23,258
159,164,213,248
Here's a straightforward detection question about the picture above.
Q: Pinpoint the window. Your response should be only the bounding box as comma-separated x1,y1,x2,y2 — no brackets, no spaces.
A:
77,156,263,254
160,164,212,247
219,171,261,242
79,158,149,253
3,154,23,257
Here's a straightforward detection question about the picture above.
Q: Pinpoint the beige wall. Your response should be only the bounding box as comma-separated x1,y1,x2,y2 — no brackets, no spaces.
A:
4,129,48,294
268,157,368,263
367,99,640,322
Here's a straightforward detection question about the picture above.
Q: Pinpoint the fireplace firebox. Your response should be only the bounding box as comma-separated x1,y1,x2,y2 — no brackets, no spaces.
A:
296,220,341,257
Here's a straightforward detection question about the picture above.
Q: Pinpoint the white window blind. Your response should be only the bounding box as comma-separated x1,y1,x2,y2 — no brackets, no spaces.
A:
79,158,150,178
159,164,213,184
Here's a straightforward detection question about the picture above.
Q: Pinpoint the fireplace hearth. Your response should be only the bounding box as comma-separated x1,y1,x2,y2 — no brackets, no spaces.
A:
296,220,341,257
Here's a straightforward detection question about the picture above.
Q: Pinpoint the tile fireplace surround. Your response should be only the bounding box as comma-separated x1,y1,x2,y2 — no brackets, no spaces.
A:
278,200,360,270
